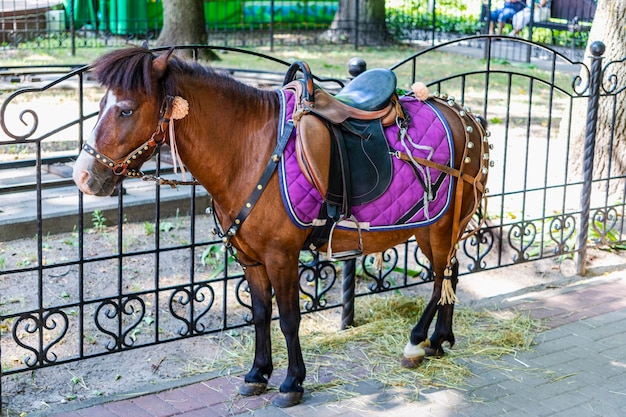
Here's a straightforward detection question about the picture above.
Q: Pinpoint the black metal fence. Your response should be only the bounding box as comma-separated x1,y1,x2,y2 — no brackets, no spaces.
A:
1,37,625,411
3,1,590,54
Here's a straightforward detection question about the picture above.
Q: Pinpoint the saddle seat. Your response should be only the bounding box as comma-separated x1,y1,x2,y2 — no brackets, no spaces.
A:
306,68,398,125
334,68,397,111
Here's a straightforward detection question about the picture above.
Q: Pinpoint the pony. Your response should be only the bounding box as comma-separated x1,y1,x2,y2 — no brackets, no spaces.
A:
73,46,489,407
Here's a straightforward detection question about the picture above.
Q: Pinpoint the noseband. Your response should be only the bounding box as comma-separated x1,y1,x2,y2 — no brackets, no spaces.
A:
82,95,178,177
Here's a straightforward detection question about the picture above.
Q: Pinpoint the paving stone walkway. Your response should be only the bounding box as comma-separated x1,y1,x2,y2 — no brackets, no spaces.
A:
40,273,626,417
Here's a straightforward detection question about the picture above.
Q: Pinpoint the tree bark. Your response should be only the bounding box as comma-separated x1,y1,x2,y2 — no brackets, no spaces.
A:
156,0,218,60
324,0,389,45
568,1,626,193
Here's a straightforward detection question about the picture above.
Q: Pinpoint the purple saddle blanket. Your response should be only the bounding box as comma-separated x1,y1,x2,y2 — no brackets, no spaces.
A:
277,89,454,231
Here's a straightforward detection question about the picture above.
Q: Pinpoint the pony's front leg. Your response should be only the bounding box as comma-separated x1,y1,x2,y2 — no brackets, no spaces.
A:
271,267,306,408
239,268,274,397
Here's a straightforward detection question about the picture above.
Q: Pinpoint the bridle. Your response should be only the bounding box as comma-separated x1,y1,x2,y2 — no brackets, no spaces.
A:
82,95,178,178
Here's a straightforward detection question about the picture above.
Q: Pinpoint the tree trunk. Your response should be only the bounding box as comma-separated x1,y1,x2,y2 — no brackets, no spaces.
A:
324,0,389,45
156,0,218,60
568,1,626,194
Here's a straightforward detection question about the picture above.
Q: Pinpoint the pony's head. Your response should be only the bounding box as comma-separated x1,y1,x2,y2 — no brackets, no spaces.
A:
73,46,182,196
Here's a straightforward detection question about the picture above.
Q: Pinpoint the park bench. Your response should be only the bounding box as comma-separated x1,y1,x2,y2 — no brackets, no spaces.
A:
527,0,596,51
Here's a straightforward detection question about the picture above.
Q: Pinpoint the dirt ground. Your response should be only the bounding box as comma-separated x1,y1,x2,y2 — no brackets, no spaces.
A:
2,213,625,417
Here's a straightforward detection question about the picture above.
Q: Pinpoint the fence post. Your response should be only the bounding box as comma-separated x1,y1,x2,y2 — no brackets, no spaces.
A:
354,0,360,50
341,259,356,329
431,0,436,46
270,0,275,52
576,41,605,275
70,1,76,56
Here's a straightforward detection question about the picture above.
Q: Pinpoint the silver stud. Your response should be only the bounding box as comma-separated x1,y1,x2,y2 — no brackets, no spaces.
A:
466,126,473,133
483,153,489,160
467,141,474,149
464,156,471,163
490,160,495,167
482,167,488,174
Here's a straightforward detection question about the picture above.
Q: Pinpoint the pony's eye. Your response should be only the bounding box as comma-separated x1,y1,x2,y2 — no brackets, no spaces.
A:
120,109,133,118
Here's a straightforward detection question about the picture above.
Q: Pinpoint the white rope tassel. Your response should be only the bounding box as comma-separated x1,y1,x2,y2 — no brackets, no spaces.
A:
168,96,190,181
169,121,188,181
438,266,460,305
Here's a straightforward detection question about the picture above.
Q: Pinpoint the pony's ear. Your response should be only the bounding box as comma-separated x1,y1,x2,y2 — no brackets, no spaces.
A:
152,48,175,80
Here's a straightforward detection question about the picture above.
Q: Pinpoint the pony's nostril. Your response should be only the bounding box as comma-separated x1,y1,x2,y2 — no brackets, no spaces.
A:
73,169,91,190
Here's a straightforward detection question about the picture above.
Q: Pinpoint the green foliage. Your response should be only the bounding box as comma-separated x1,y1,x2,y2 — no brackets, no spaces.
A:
91,210,107,232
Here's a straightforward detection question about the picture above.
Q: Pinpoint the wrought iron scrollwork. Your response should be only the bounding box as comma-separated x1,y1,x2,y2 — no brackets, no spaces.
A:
463,226,494,272
0,64,92,142
12,309,69,368
94,296,146,351
169,284,215,336
362,248,398,292
572,63,592,96
590,207,619,245
508,221,537,262
298,252,336,311
548,214,576,254
601,56,626,95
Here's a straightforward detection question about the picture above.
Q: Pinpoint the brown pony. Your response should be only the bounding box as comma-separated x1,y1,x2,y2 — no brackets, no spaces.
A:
73,46,489,407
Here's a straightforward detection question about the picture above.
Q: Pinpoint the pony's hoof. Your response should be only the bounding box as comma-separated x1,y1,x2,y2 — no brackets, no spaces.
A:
239,382,267,397
401,355,424,368
272,391,303,408
401,339,429,368
425,346,445,357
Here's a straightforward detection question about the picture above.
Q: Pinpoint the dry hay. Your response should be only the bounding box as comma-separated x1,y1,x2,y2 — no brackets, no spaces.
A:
185,294,542,401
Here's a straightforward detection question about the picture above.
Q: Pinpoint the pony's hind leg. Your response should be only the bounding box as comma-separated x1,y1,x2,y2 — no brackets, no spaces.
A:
402,224,457,367
239,268,274,396
426,262,458,357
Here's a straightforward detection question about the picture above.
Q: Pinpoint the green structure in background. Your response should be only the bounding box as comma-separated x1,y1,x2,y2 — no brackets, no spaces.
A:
109,0,163,35
63,0,337,35
63,0,163,34
204,0,244,29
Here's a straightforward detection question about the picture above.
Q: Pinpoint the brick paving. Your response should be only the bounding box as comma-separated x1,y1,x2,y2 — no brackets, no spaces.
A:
38,273,626,417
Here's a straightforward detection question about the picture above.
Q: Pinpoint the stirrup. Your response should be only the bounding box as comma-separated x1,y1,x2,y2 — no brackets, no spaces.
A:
327,215,363,261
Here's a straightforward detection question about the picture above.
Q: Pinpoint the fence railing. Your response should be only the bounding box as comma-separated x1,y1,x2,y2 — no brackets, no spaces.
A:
1,37,625,412
1,1,589,58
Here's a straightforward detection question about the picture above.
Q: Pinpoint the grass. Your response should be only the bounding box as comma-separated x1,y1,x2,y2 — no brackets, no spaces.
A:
186,294,542,398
